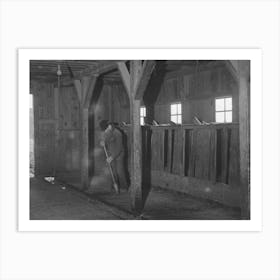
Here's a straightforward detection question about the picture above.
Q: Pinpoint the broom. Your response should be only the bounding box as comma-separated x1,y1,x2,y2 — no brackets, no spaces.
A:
103,145,119,194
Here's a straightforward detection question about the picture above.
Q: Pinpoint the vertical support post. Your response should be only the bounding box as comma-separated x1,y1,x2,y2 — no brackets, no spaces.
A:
117,60,153,213
238,60,250,219
79,76,97,190
108,85,113,122
81,107,89,189
130,60,143,213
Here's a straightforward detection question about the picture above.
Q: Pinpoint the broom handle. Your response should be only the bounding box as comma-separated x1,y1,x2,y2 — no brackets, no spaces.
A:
103,145,119,192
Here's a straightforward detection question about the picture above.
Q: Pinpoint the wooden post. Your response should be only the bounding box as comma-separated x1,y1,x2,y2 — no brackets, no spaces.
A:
83,76,98,109
117,61,155,213
73,80,82,102
108,85,113,122
81,107,89,189
130,60,143,212
238,60,250,219
73,76,98,190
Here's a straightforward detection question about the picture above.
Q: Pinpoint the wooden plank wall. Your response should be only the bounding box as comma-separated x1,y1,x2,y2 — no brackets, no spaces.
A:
128,123,240,187
154,66,238,124
33,82,56,176
56,86,81,174
33,82,82,182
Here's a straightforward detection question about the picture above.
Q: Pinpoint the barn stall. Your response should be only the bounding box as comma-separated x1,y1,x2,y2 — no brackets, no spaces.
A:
30,60,250,218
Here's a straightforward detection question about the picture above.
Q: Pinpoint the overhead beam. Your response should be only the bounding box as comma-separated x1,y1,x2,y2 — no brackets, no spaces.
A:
73,75,98,106
226,60,239,82
55,61,126,85
135,60,156,100
76,60,127,79
97,62,120,75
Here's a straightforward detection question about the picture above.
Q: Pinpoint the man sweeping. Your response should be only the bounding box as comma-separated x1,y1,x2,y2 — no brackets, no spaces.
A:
99,120,129,193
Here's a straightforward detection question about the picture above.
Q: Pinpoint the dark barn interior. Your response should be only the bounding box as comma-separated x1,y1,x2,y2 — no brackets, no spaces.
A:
29,60,250,220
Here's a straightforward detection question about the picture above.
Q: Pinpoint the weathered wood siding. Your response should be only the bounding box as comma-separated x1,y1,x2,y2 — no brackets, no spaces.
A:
121,124,240,207
33,82,56,176
148,124,240,206
154,66,238,124
33,83,82,179
56,86,81,174
147,124,240,185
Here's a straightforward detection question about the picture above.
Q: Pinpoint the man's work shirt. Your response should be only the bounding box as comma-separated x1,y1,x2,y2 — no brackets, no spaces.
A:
102,128,124,160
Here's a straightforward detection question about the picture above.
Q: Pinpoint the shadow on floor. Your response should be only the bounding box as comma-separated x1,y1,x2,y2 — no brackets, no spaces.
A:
87,186,241,220
31,176,241,220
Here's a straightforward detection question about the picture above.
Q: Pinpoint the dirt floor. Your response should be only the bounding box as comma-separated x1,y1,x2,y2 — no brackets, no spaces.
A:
30,177,241,220
30,178,133,220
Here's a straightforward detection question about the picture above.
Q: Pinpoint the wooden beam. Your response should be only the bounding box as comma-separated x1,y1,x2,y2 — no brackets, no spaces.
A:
117,62,130,94
135,60,156,100
225,60,239,82
81,77,91,104
129,60,143,213
75,60,127,79
81,108,89,190
97,62,119,75
230,60,239,73
116,60,145,213
80,76,98,189
238,60,250,219
73,79,82,102
83,75,98,109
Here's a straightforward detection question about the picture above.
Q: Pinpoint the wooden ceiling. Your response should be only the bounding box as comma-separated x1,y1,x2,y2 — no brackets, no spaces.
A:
30,60,223,84
30,60,116,83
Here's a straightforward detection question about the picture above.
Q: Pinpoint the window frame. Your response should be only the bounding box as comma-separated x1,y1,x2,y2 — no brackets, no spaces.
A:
170,102,182,124
140,106,146,126
215,96,233,123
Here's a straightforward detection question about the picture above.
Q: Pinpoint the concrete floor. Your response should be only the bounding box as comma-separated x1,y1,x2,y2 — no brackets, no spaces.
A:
30,177,241,220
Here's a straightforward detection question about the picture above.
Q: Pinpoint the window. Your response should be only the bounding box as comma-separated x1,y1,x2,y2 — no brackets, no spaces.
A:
215,97,232,123
140,106,146,125
170,103,182,124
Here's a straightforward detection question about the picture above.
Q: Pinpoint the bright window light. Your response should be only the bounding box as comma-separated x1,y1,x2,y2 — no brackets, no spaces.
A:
215,97,232,123
170,103,182,124
140,106,146,125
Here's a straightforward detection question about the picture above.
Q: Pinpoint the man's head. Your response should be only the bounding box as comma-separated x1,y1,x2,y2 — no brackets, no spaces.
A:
99,120,109,131
106,122,116,132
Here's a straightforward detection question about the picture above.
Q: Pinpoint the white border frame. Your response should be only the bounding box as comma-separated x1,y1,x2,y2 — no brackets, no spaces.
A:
18,48,262,232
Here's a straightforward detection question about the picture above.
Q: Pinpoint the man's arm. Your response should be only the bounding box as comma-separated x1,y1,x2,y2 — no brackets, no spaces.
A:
100,130,110,147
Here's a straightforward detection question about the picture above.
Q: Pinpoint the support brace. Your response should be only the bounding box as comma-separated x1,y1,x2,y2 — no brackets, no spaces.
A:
117,60,155,213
